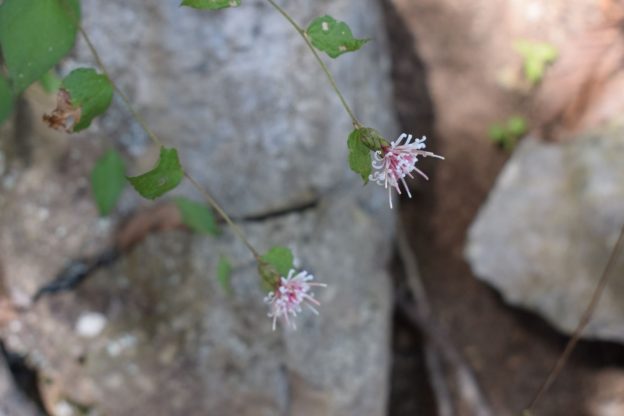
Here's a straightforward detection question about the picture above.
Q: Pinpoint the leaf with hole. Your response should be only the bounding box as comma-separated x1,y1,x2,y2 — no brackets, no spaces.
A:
180,0,241,10
61,68,113,132
128,147,184,200
306,15,369,58
174,197,219,235
0,0,80,93
91,150,126,216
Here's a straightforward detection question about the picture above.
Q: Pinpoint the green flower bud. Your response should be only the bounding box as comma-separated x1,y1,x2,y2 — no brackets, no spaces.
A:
355,127,390,151
257,260,281,292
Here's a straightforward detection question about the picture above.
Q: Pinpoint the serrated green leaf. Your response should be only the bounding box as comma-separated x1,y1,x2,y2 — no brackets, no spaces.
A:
39,70,62,94
62,68,113,132
128,147,184,200
0,75,13,124
306,15,369,58
174,197,219,235
0,0,79,93
216,255,232,294
181,0,241,10
347,128,372,183
261,246,294,277
91,149,126,216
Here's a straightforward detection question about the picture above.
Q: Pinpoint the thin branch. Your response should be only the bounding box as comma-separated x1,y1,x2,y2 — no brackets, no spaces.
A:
75,25,261,259
265,0,362,128
185,172,259,258
423,344,455,416
78,26,163,148
525,223,624,413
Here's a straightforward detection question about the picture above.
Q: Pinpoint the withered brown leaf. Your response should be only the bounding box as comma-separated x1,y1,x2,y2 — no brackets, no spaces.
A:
43,89,82,133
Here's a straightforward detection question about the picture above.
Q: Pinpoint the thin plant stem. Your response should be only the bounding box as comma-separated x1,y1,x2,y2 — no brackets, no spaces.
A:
265,0,362,128
77,25,261,260
525,223,624,414
78,26,163,148
185,172,260,259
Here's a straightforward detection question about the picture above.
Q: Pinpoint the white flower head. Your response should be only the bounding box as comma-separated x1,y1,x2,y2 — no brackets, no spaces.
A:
264,269,327,331
369,133,444,208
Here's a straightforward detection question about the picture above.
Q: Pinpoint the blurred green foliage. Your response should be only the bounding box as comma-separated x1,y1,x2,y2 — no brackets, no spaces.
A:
514,39,558,86
488,116,528,150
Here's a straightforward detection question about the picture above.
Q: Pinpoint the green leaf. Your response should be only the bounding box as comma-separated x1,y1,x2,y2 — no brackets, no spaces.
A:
488,116,528,151
216,256,232,294
347,128,372,183
527,42,557,62
513,40,531,56
61,68,114,132
0,0,80,93
507,116,527,137
174,197,219,235
91,149,126,216
39,70,62,94
487,123,505,142
524,59,543,85
0,75,13,124
306,15,369,58
261,246,294,277
128,147,184,200
180,0,241,10
514,39,558,85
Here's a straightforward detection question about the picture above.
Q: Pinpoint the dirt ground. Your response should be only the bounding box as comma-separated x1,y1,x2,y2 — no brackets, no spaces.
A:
384,1,624,415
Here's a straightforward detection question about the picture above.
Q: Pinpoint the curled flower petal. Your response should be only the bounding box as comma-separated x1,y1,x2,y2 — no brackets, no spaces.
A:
369,133,444,208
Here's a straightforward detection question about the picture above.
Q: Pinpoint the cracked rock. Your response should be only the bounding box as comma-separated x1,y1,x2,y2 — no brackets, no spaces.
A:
0,0,398,414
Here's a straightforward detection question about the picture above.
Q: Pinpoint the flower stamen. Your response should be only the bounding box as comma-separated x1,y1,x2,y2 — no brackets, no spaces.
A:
369,134,443,208
264,269,326,330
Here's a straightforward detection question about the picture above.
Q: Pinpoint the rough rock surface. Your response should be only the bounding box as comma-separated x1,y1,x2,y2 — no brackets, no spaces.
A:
69,0,396,218
0,353,43,416
466,131,624,342
5,192,393,416
0,0,397,415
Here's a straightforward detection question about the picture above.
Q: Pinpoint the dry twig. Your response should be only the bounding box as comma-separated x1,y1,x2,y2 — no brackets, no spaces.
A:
526,224,624,414
395,224,494,416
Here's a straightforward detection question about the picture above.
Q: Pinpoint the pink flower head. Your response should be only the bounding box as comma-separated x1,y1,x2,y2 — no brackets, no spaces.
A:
264,269,327,331
370,133,444,208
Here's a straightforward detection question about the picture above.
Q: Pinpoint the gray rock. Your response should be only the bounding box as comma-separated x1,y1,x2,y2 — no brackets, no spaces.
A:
0,0,397,414
68,0,396,218
5,190,393,416
466,132,624,342
0,353,43,416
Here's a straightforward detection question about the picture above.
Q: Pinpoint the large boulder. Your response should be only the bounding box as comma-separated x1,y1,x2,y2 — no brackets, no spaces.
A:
0,0,397,414
466,131,624,342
